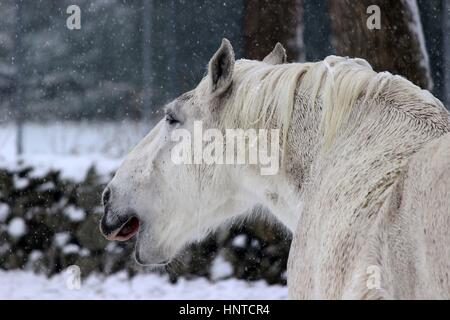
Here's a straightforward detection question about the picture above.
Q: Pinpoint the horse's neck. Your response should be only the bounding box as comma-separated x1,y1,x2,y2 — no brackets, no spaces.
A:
282,92,323,193
283,91,436,213
257,83,448,229
305,97,446,214
258,92,323,230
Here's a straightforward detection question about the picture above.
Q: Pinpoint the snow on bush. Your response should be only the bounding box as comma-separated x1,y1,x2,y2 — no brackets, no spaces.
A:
54,232,70,248
13,176,29,189
7,217,27,238
0,203,9,222
232,234,247,248
62,244,80,255
64,205,86,222
210,253,233,281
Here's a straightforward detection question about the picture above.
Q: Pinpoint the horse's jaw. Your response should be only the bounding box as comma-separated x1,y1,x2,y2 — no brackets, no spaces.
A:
134,234,171,266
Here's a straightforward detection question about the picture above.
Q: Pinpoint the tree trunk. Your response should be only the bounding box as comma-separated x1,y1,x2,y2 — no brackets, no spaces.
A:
444,0,450,107
142,0,153,117
166,0,177,100
417,0,445,102
328,0,433,90
13,1,24,156
243,0,304,62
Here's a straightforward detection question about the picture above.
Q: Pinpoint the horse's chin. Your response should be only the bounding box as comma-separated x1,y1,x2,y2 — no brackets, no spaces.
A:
134,235,171,266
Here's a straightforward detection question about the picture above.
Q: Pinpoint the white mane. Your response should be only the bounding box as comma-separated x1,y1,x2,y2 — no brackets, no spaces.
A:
201,56,445,153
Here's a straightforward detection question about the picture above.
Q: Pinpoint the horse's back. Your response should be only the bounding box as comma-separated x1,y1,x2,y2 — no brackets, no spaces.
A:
394,133,450,298
342,133,450,300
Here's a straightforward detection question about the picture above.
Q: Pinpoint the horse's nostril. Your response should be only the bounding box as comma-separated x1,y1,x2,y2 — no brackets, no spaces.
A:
102,187,111,207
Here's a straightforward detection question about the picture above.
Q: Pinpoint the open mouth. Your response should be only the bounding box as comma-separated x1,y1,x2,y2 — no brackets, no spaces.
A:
105,216,140,241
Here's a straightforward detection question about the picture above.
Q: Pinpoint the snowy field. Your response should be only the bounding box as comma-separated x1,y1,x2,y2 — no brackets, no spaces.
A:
0,121,152,180
0,271,287,300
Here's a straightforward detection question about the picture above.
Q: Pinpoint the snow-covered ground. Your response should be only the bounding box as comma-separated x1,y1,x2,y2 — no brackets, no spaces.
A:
0,121,151,158
0,270,287,300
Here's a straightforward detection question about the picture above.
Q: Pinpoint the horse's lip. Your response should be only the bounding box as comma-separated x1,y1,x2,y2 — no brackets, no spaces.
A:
105,216,140,241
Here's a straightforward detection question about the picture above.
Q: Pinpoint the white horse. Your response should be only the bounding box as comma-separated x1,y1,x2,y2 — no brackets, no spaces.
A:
100,39,450,299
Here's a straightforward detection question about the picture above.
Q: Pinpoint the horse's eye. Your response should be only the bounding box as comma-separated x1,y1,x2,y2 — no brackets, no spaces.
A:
165,112,179,126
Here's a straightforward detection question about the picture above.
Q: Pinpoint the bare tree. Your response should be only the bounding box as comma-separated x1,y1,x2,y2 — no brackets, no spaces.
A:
142,0,153,118
13,1,24,155
244,0,304,62
329,0,433,90
164,0,177,101
444,0,450,105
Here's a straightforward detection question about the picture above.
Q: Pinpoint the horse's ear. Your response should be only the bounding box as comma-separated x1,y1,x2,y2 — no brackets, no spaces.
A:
263,43,287,65
208,38,235,95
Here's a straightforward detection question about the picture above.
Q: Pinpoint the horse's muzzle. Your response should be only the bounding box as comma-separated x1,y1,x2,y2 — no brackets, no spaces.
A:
100,186,140,241
100,213,140,241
